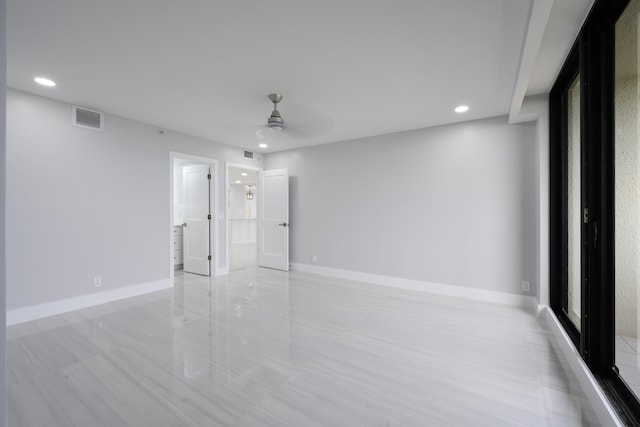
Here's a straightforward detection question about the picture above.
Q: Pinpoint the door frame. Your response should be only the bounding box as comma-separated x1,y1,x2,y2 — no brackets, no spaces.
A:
223,161,262,274
170,152,219,278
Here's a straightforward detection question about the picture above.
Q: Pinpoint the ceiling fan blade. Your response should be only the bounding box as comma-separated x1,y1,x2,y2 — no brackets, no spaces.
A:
283,104,333,137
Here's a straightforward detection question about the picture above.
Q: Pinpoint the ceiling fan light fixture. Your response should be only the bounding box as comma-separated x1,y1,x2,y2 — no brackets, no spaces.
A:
267,93,284,129
268,113,284,130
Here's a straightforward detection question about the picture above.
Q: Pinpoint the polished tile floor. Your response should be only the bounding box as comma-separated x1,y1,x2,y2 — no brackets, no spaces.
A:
229,243,257,272
617,335,640,398
8,268,599,426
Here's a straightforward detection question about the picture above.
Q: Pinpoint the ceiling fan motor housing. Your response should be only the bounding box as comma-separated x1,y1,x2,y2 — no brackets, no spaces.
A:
268,110,284,128
267,93,284,129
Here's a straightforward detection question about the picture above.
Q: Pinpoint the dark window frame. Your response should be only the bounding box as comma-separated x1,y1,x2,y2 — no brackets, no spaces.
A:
549,41,581,351
549,0,640,423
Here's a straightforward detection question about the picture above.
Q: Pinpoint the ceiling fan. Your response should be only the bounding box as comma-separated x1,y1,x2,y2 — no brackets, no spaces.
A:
267,93,284,130
255,93,292,139
222,92,331,140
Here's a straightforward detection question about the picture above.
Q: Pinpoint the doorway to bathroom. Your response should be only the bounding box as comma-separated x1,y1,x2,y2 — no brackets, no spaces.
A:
227,164,260,271
171,153,218,277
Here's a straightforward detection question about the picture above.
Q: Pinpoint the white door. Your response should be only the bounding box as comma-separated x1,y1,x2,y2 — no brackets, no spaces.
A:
183,165,211,276
259,169,289,271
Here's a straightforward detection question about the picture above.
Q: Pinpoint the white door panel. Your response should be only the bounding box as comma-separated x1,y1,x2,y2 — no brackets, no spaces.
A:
184,165,211,276
259,169,289,271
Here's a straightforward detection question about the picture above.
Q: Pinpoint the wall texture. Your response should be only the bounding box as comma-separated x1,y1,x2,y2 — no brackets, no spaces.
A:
265,116,537,295
6,89,260,312
615,76,639,338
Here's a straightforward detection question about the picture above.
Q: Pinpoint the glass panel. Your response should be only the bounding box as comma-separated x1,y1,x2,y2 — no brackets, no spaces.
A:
566,74,582,330
615,0,640,399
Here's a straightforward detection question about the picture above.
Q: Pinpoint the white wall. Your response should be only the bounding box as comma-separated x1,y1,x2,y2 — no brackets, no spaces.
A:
229,184,257,244
173,161,185,226
515,94,550,307
6,89,261,314
265,116,537,295
229,184,256,219
1,0,7,422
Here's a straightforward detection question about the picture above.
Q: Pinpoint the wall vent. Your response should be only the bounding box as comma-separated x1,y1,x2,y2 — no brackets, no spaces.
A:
72,105,104,131
242,149,255,160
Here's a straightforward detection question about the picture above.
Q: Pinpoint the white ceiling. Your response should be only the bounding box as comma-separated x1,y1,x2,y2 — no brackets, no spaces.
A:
7,0,593,153
525,0,594,96
229,167,258,186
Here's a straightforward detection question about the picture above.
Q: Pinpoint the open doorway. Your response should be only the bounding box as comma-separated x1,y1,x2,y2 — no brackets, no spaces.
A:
227,164,260,271
171,153,218,278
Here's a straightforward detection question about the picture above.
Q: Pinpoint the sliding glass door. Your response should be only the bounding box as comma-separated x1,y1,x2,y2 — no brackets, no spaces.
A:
550,0,640,422
566,74,583,333
550,46,584,349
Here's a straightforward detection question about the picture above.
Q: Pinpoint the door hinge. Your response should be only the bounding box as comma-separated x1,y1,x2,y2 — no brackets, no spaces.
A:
207,214,212,220
583,207,589,223
208,255,212,261
207,173,211,180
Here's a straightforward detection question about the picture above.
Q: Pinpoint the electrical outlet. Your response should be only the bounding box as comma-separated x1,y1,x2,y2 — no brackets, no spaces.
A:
522,281,531,292
312,255,317,264
93,276,102,288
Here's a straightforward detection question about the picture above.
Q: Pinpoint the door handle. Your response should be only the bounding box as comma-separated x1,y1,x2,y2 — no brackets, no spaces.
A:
278,223,288,227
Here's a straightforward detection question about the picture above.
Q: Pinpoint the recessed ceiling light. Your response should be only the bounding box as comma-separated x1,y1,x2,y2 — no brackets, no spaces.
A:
241,172,248,177
259,143,268,149
455,105,469,113
235,180,242,184
34,77,56,87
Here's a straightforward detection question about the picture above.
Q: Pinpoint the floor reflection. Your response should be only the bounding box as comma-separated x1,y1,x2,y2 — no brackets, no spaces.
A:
7,268,601,426
171,270,292,392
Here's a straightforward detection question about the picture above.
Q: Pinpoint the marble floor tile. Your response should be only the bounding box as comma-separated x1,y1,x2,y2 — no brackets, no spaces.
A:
8,268,601,426
229,243,257,272
616,335,640,399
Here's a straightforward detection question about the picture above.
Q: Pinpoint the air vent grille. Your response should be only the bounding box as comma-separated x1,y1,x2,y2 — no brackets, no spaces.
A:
243,149,255,160
72,105,104,131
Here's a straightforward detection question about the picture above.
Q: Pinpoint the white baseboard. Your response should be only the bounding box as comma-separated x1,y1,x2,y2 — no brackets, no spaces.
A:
290,263,537,310
6,279,173,326
541,307,622,427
